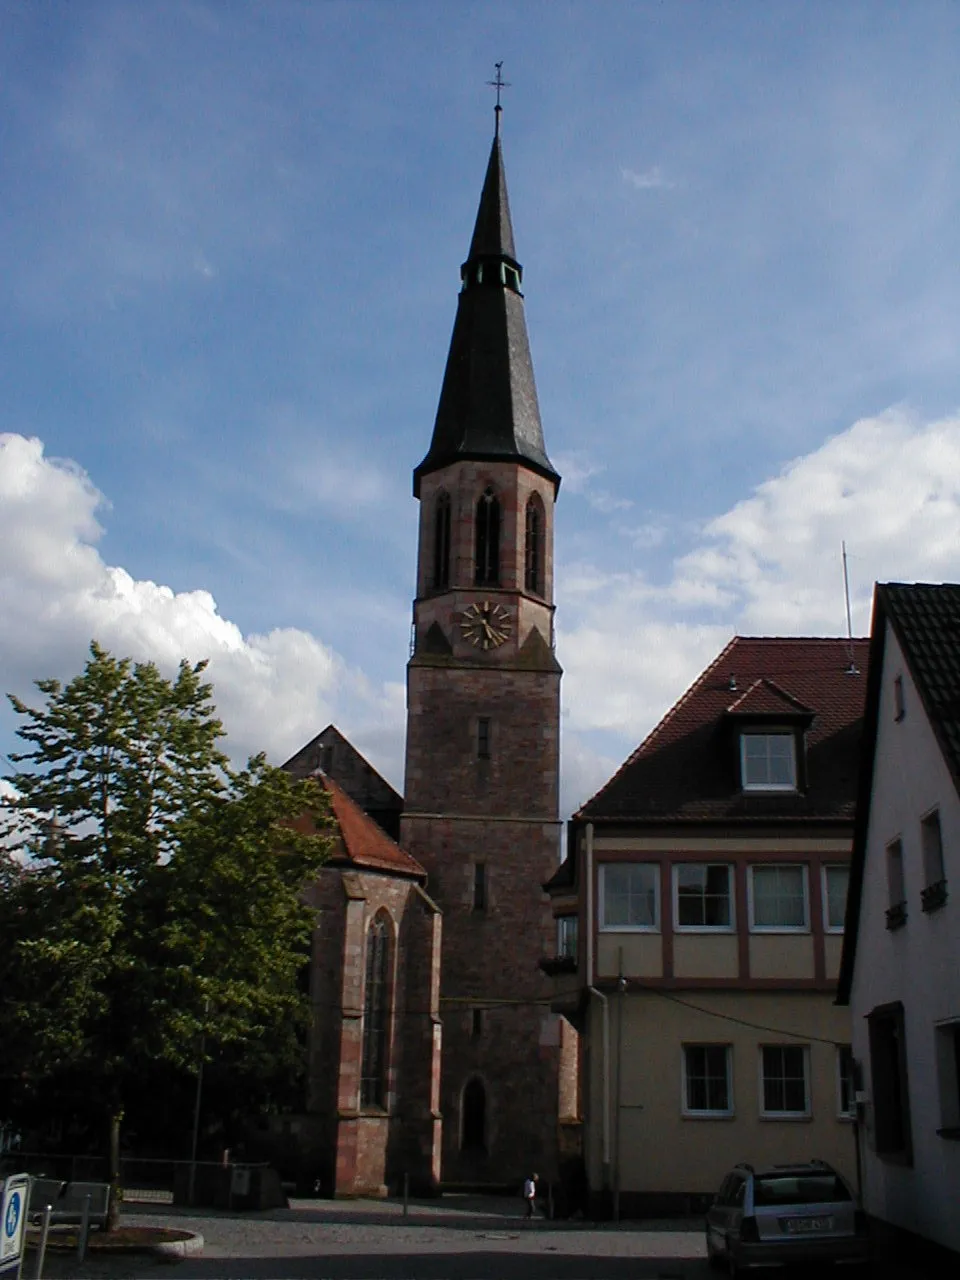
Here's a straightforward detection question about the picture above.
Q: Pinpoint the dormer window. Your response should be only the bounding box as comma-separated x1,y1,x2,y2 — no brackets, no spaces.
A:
740,732,796,791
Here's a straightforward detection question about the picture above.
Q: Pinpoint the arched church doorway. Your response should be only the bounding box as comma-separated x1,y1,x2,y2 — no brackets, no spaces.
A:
461,1077,487,1152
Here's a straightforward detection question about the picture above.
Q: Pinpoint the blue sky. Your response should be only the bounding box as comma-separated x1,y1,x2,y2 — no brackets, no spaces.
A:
4,1,960,815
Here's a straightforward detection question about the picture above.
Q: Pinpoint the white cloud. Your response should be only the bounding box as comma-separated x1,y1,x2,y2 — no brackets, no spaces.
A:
587,489,633,515
0,434,403,785
621,165,675,191
558,408,960,792
8,408,960,817
552,451,603,494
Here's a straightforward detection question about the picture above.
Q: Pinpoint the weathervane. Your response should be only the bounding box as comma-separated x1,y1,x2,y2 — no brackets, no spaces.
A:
487,62,510,135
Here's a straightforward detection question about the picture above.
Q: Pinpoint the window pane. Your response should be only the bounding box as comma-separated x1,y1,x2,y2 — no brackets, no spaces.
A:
684,1045,730,1113
754,1175,851,1206
361,917,390,1107
921,811,945,886
886,840,905,905
838,1045,855,1116
557,915,578,959
603,864,657,928
677,864,731,927
742,733,796,788
767,735,795,785
762,1045,807,1114
825,866,849,930
752,866,806,928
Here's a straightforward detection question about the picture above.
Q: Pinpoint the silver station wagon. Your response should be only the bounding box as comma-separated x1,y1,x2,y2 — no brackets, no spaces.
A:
706,1160,870,1274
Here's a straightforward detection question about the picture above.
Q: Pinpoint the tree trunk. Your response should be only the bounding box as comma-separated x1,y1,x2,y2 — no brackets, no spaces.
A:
106,1104,123,1232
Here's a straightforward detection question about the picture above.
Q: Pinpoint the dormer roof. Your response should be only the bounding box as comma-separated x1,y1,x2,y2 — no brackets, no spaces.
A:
578,636,869,825
724,677,815,722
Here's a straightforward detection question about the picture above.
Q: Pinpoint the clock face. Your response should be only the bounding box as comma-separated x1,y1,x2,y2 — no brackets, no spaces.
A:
459,600,512,649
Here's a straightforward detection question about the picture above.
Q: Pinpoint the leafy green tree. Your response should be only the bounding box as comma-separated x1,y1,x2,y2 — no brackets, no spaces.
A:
1,643,332,1224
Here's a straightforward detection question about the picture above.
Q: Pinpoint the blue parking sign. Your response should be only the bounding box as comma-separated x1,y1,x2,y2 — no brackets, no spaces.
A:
0,1175,29,1276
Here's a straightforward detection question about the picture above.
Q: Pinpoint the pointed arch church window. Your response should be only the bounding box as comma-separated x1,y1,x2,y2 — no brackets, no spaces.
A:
360,913,391,1108
525,495,544,595
462,1077,487,1151
433,491,451,589
475,488,501,586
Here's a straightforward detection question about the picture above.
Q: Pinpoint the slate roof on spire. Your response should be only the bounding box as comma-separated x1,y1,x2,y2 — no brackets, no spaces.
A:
413,133,560,496
468,134,517,264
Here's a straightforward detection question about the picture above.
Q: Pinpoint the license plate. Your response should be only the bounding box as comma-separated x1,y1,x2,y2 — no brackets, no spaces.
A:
784,1216,833,1233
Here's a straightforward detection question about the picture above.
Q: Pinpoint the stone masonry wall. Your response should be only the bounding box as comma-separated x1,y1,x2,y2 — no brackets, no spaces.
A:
304,866,442,1196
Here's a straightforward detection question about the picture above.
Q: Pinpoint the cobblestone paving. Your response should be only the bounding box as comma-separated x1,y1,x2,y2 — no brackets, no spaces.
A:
26,1195,941,1280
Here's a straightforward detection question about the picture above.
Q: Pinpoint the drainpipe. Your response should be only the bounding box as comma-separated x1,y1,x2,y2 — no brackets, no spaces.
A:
584,822,611,1189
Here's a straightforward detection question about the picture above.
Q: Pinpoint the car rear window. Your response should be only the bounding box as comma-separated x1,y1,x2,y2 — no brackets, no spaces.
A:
753,1174,851,1206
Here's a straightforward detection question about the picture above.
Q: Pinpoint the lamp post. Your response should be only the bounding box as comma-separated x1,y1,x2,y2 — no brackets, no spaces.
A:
613,958,626,1223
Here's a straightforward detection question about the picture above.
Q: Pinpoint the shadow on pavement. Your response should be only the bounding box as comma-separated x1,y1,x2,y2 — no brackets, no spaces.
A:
34,1249,939,1280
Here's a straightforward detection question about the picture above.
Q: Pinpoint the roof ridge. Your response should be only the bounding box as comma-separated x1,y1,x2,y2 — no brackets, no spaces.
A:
732,635,870,644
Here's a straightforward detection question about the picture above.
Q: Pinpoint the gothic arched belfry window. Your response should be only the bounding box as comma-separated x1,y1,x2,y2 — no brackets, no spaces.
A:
524,494,544,595
360,913,390,1108
433,491,451,589
475,487,500,586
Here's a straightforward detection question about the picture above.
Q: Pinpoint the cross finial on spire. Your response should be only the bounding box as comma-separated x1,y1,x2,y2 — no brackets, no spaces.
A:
487,62,510,136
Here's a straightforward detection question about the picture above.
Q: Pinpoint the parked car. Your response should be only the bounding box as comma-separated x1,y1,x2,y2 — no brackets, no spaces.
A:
705,1160,870,1274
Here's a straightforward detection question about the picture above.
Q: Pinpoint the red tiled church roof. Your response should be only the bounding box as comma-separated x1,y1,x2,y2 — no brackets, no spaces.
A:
578,636,870,825
320,774,426,878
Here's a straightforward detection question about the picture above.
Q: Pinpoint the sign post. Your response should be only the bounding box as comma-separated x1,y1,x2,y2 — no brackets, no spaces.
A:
0,1174,30,1280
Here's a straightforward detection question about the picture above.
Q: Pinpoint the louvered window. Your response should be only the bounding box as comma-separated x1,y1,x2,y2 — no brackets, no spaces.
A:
475,488,500,586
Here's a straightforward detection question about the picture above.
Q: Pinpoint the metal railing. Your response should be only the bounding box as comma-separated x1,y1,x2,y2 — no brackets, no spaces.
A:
1,1152,268,1206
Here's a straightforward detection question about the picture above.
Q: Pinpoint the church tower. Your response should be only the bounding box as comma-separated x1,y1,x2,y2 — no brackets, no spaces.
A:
401,111,566,1186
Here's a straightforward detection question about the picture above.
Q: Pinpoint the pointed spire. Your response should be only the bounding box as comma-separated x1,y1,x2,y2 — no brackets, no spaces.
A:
413,124,560,497
467,134,517,265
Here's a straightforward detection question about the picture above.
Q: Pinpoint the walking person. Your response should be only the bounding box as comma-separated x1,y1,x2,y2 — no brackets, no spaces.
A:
523,1172,539,1220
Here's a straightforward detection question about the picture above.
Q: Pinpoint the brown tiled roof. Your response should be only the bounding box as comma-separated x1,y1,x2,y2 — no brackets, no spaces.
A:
578,636,870,824
321,774,425,878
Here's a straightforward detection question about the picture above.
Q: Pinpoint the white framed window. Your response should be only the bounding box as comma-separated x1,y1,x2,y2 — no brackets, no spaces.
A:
837,1045,856,1119
885,837,906,930
760,1044,810,1117
822,865,849,933
682,1044,733,1117
556,914,578,960
600,863,660,931
749,865,809,931
674,864,734,930
934,1018,960,1134
920,809,947,913
740,732,797,791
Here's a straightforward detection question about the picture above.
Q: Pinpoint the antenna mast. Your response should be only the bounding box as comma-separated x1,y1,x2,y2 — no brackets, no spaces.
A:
842,541,859,674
